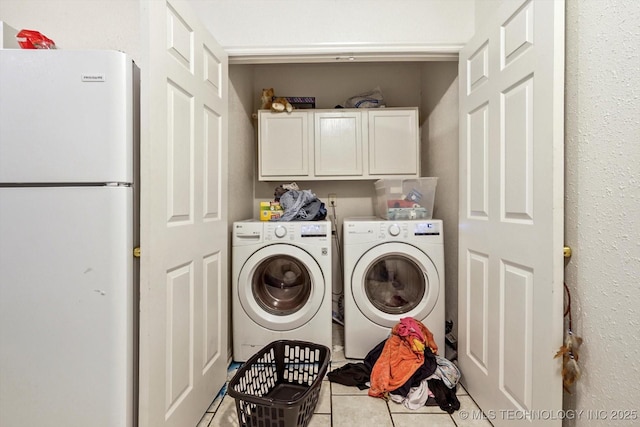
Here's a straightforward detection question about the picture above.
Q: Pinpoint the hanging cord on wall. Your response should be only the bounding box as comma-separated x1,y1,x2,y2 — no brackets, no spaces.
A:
554,281,583,393
563,281,573,331
330,203,344,283
329,203,345,323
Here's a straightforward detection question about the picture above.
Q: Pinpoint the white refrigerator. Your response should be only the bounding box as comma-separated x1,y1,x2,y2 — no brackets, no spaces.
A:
0,50,139,427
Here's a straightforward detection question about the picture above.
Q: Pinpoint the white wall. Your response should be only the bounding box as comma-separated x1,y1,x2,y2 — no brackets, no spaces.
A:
226,64,256,357
0,0,141,62
473,0,502,30
564,0,640,424
420,62,459,336
188,0,474,53
250,62,423,110
228,65,257,224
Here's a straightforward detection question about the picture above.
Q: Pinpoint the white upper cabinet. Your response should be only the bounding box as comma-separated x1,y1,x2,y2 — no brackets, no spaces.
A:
258,107,419,181
368,109,419,176
258,111,311,178
314,111,364,177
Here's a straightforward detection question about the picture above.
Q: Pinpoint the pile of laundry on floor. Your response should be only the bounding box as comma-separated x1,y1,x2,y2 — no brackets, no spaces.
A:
327,317,461,413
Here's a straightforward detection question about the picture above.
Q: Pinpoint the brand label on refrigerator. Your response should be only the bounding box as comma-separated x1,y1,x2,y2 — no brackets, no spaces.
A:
81,74,106,82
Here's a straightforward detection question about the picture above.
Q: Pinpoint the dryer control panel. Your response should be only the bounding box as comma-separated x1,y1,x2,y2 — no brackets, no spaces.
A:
378,221,441,239
413,221,441,236
344,219,443,244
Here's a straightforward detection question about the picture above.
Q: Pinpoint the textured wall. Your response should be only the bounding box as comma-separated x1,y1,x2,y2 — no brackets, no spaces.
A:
564,0,640,424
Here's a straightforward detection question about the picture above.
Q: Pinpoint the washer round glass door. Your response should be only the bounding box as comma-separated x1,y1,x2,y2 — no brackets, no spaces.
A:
351,242,440,327
238,244,325,331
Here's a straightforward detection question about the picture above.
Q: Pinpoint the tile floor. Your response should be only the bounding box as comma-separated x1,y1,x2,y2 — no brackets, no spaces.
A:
197,323,493,427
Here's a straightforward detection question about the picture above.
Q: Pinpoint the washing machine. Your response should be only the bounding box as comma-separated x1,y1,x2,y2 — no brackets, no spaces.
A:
343,218,445,359
232,220,332,362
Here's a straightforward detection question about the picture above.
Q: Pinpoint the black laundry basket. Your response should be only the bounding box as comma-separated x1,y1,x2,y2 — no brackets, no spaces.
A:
228,340,331,427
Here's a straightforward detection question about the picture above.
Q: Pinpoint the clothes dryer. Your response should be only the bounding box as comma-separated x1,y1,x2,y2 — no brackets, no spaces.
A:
343,218,445,359
232,220,332,361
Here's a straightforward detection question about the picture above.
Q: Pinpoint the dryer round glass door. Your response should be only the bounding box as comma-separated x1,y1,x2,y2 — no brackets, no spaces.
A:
238,244,326,331
364,255,424,314
351,242,440,327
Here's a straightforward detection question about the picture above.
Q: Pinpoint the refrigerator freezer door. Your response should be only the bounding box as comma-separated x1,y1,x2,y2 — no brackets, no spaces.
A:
0,50,135,184
0,186,135,427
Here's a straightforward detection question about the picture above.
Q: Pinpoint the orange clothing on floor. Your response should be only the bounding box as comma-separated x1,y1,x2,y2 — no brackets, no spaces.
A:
368,318,438,398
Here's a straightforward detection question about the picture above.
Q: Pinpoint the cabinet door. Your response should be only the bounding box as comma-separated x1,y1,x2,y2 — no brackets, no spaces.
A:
368,109,419,176
314,111,364,176
259,111,310,178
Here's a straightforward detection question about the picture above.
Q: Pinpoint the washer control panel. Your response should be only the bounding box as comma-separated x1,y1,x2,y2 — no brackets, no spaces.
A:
263,221,330,241
265,222,295,240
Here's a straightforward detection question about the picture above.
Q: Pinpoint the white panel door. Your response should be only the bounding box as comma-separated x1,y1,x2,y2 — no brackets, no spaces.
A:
139,1,228,426
458,0,564,425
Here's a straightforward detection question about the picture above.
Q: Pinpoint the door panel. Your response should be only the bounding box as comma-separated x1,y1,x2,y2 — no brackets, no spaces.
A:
458,0,564,425
139,0,228,426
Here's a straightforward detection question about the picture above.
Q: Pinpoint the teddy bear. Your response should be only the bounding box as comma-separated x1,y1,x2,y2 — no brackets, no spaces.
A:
260,88,293,113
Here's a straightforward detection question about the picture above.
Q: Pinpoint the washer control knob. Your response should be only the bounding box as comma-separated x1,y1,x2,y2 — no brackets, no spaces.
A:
274,226,287,238
388,224,401,236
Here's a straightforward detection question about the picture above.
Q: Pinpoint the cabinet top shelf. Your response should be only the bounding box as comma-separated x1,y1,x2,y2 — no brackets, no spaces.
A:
258,106,418,113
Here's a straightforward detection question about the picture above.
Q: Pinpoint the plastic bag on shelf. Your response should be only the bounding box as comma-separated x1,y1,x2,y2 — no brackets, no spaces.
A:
344,86,386,108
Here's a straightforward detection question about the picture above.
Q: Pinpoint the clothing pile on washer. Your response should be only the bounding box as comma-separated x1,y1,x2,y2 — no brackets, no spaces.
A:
231,220,332,362
342,218,445,359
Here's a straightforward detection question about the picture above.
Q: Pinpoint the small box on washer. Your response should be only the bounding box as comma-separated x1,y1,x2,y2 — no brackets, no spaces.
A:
260,201,283,221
